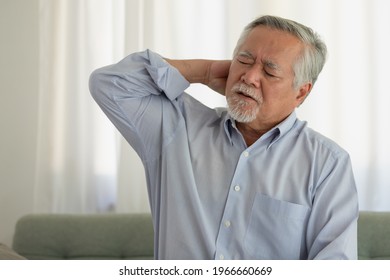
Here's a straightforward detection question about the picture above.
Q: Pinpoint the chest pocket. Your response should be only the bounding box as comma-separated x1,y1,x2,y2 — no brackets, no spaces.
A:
244,193,309,259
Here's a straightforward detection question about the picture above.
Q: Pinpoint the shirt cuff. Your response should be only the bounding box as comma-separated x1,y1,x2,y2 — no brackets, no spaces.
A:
144,49,190,101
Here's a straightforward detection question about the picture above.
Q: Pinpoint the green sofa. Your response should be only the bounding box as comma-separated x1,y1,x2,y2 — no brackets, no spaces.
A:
9,211,390,260
12,213,154,260
357,211,390,259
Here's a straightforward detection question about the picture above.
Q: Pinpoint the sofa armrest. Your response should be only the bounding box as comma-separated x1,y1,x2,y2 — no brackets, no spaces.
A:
12,213,154,260
358,211,390,260
0,243,26,260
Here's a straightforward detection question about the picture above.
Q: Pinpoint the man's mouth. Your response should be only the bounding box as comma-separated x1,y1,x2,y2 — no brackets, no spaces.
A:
232,83,260,103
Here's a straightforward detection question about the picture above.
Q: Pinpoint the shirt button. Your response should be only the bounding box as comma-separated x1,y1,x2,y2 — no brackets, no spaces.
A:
219,254,225,260
234,185,240,191
243,151,249,157
224,220,231,228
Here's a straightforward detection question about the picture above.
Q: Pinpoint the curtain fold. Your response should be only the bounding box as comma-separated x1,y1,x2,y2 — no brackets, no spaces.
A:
34,0,390,213
35,0,126,213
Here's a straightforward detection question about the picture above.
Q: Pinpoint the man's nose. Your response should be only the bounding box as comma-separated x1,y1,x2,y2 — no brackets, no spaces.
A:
241,65,261,88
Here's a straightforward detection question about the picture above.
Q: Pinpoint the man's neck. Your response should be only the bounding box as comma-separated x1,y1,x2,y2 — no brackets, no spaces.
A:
236,122,270,146
236,113,292,146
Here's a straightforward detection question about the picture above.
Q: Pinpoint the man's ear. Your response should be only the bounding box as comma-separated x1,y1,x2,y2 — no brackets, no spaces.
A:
296,82,312,105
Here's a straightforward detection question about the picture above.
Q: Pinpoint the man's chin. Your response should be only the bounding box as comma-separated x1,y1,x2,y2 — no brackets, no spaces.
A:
227,107,257,123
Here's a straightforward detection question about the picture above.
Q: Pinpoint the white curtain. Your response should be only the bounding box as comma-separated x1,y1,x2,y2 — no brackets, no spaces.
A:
34,0,390,214
35,0,149,213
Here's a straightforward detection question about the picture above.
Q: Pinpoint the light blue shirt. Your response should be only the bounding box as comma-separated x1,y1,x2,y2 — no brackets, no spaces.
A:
90,49,359,260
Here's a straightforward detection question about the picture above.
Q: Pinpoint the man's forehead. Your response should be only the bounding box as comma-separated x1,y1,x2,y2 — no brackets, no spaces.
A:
238,29,302,65
243,26,303,51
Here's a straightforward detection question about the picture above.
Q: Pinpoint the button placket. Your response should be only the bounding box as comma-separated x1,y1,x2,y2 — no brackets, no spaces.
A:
215,148,252,260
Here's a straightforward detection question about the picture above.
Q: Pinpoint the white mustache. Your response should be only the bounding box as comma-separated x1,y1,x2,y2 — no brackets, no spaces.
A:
231,83,262,103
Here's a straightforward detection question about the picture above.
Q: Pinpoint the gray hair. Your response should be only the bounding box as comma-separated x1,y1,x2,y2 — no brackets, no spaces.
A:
234,15,327,89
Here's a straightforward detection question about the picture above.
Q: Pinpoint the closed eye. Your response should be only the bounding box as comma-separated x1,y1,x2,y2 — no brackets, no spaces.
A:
237,57,253,65
236,51,255,65
264,70,276,77
263,59,281,78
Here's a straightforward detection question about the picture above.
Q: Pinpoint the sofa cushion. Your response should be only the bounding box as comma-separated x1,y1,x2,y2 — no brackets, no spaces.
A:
12,213,154,260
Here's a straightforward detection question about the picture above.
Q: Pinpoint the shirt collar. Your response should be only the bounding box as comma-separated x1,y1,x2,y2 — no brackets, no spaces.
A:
223,111,297,149
266,111,297,149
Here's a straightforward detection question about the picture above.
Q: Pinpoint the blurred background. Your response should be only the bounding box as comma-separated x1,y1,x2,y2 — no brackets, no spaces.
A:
1,0,389,246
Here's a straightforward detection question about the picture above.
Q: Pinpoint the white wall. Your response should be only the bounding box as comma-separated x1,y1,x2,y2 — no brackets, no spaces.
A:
0,0,39,246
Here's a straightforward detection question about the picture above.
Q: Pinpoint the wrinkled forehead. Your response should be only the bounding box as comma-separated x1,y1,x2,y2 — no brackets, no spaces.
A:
238,26,304,66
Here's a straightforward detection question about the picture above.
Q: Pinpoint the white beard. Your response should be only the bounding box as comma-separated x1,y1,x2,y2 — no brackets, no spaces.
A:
227,83,262,123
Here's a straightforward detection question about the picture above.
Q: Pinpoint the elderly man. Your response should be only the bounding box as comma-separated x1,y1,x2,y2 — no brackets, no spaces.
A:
90,15,358,259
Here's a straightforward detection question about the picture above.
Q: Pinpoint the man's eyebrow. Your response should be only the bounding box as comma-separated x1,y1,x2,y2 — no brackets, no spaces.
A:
262,58,281,71
238,52,280,70
237,51,255,59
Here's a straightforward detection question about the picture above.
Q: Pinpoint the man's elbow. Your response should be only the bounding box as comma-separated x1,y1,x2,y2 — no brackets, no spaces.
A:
89,68,106,101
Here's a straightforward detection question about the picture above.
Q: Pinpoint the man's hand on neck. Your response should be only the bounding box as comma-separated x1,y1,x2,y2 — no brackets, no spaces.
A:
164,58,231,95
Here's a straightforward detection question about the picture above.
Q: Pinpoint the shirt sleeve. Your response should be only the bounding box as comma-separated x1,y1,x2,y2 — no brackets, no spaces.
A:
306,151,359,259
89,49,190,162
